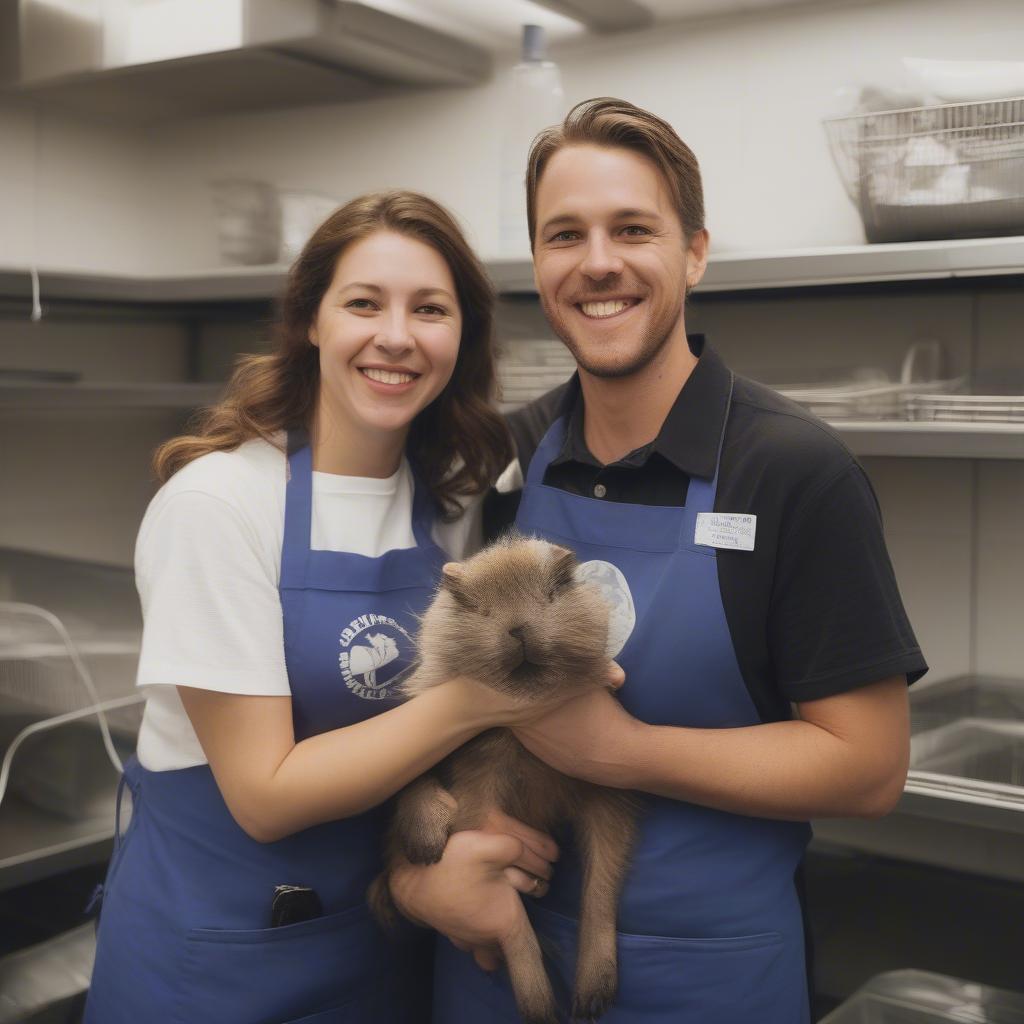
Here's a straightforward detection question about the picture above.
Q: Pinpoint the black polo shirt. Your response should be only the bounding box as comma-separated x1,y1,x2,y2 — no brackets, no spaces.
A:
484,335,927,723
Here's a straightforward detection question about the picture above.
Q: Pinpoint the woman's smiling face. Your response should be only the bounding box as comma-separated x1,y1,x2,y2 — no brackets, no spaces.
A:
309,229,462,452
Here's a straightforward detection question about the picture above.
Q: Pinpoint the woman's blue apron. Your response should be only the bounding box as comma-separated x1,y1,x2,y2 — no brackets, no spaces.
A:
434,380,812,1023
86,436,444,1024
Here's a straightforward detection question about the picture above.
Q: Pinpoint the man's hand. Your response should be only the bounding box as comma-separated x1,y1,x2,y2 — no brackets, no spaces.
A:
388,813,560,972
512,663,643,789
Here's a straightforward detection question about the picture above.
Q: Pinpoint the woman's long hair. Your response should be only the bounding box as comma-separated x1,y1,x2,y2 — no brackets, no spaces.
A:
155,191,512,517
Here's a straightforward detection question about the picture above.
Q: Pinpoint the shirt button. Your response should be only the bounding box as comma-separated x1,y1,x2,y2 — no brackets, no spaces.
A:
593,483,608,499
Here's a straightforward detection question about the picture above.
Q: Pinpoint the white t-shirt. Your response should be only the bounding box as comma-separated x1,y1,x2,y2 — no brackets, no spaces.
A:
134,436,482,771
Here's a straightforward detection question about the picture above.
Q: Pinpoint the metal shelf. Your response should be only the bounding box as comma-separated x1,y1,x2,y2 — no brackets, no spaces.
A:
835,420,1024,460
0,791,117,893
489,235,1024,294
0,266,287,306
3,236,1023,309
0,380,223,410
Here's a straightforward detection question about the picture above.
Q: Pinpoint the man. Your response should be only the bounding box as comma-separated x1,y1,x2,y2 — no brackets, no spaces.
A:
400,97,926,1023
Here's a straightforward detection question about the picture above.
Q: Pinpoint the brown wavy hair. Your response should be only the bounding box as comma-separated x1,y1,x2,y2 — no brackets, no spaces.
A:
155,191,512,518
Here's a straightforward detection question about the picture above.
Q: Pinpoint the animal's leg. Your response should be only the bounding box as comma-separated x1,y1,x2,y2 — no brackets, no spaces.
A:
393,773,456,865
367,774,455,929
500,908,561,1024
571,791,637,1021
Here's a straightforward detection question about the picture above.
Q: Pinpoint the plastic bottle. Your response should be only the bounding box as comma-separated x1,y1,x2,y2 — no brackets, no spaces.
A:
499,25,565,256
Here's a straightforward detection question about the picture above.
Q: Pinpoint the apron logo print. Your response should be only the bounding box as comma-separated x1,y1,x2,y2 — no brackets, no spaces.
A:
575,560,636,659
338,613,414,700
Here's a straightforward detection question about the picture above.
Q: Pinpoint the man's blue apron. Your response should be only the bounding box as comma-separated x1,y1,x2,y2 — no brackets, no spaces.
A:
85,435,442,1024
434,380,812,1023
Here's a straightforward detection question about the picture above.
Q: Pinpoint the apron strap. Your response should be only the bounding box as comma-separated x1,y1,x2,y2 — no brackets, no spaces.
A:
683,372,734,516
409,472,437,549
524,416,569,488
113,771,129,852
282,430,313,586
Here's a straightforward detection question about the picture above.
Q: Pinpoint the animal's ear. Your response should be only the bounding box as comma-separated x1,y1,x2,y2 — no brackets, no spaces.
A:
548,547,578,597
441,563,477,610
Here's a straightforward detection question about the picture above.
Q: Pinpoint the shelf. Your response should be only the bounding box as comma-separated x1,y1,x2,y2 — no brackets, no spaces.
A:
3,237,1023,310
0,2,491,124
0,380,223,410
834,420,1024,460
0,266,288,306
0,791,117,893
489,235,1024,294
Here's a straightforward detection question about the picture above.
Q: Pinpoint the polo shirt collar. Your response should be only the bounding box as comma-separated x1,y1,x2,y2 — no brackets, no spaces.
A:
549,334,730,480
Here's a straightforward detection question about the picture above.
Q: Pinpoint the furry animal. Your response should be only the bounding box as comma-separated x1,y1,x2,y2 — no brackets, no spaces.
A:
368,536,637,1024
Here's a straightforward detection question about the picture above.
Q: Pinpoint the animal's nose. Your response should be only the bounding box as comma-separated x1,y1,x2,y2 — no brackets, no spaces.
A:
508,626,525,644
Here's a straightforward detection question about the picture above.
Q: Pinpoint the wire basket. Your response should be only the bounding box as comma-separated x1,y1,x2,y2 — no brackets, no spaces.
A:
824,96,1024,242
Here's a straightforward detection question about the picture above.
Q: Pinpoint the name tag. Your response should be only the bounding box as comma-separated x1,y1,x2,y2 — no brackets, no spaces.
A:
694,513,756,551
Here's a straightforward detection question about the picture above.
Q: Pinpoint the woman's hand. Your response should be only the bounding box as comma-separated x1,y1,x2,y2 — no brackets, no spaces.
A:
388,818,556,971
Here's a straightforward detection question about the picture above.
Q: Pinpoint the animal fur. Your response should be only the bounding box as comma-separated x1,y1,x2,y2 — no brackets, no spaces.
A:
368,536,637,1024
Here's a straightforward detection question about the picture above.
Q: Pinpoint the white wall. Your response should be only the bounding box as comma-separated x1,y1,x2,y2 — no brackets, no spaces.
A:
0,99,150,273
5,0,1021,271
137,0,1024,269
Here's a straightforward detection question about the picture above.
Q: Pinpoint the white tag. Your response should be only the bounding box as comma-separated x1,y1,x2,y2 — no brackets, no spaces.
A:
694,513,756,551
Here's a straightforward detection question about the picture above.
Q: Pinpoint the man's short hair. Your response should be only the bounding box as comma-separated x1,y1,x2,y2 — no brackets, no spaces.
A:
525,97,705,250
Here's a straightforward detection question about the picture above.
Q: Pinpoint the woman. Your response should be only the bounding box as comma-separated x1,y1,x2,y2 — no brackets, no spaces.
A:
84,191,563,1024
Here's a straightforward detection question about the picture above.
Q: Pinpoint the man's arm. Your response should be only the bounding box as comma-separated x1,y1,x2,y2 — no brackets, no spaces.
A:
512,675,909,820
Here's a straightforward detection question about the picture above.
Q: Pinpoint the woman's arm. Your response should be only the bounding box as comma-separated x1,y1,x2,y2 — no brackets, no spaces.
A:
180,676,531,842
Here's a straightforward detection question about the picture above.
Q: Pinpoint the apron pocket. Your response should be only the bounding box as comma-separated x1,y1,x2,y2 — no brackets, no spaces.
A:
437,906,803,1024
613,927,787,1021
174,902,412,1024
531,905,799,1024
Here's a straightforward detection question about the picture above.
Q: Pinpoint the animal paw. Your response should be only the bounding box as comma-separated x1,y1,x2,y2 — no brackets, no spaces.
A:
571,963,618,1021
517,1000,560,1024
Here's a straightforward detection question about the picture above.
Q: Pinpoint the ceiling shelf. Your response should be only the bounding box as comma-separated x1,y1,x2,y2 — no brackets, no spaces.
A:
0,1,491,124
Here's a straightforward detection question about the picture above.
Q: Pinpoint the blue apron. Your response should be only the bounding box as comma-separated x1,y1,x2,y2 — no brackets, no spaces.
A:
86,436,443,1024
434,381,812,1023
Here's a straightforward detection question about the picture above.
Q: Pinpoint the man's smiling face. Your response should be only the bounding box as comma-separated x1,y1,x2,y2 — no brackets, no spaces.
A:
532,144,705,380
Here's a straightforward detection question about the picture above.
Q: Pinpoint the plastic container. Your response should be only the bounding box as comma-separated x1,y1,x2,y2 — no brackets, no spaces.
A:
819,969,1024,1023
211,181,339,265
210,179,281,266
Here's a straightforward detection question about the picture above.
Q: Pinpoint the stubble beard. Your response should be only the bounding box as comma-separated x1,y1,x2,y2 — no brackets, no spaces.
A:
540,293,678,380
